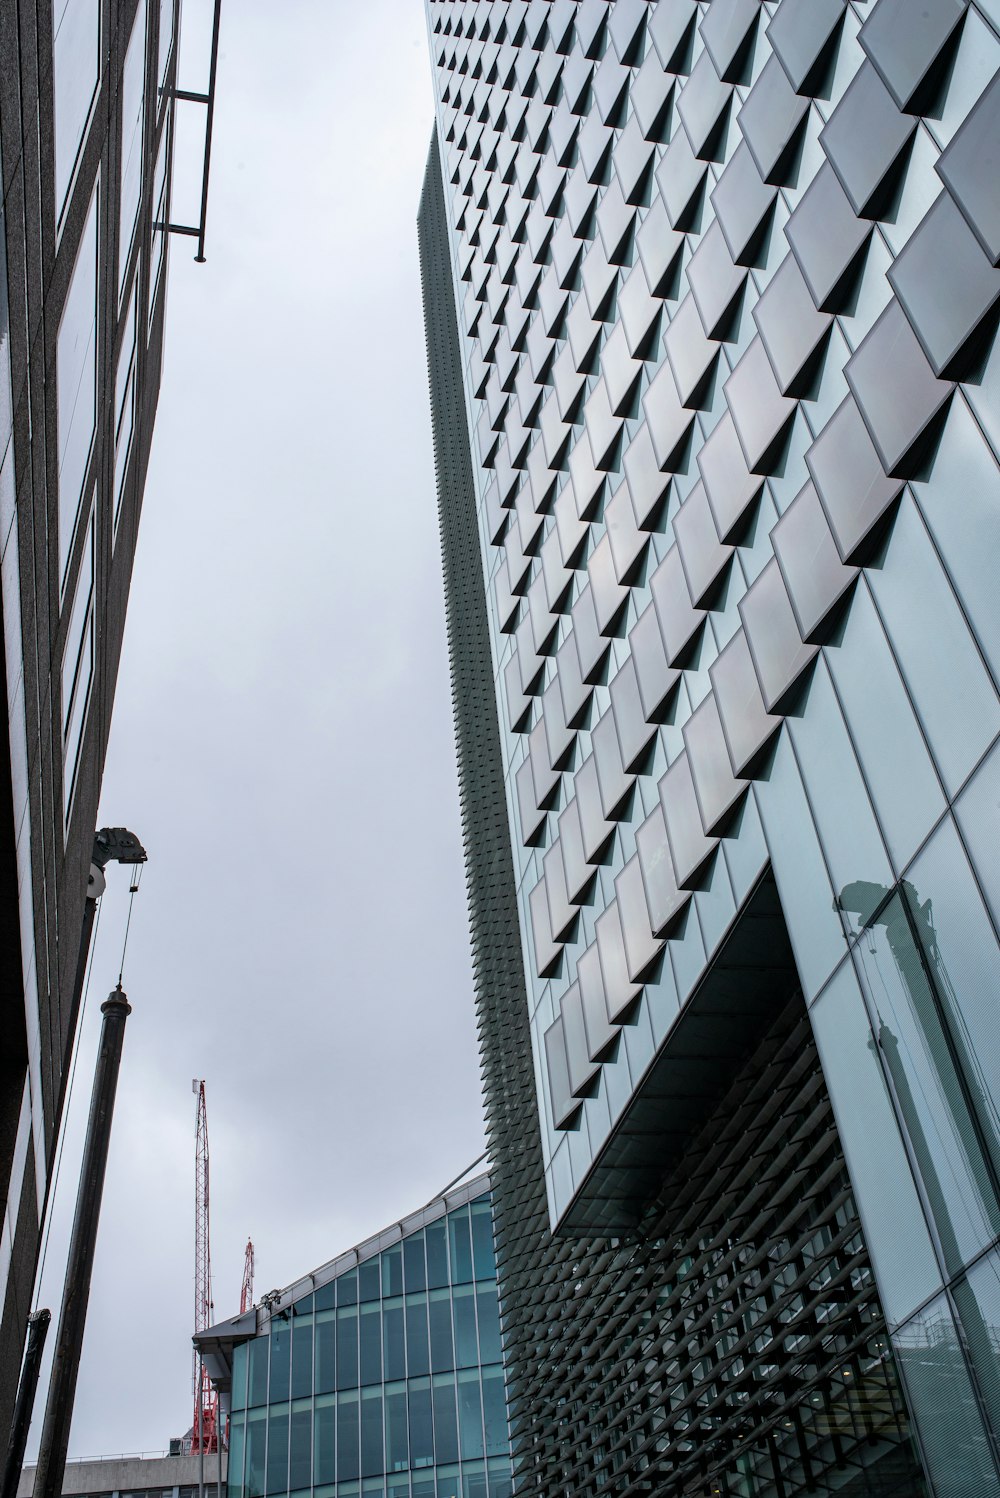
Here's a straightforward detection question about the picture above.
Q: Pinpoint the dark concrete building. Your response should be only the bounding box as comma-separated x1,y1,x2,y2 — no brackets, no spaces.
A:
419,1,1000,1494
0,0,183,1436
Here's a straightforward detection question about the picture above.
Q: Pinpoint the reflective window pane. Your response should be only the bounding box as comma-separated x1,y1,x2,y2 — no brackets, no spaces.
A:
852,894,1000,1275
57,185,98,579
314,1316,335,1394
905,817,1000,1187
754,736,848,1001
826,583,945,870
384,1383,408,1472
118,5,146,291
313,1395,334,1486
448,1209,474,1285
61,513,94,812
452,1283,479,1368
361,1388,383,1478
381,1246,403,1298
893,1295,998,1498
149,119,170,329
337,1307,359,1389
246,1409,266,1498
432,1375,459,1465
789,661,893,922
381,1300,404,1384
810,962,942,1325
359,1257,381,1303
290,1322,312,1400
248,1337,268,1407
114,280,138,530
269,1321,290,1402
425,1218,449,1289
404,1232,427,1293
405,1296,430,1377
232,1343,248,1410
458,1369,485,1460
952,1248,1000,1459
408,1380,433,1469
954,739,1000,931
867,495,1000,794
53,0,100,212
475,1286,502,1366
264,1406,288,1495
470,1198,496,1280
911,393,1000,684
429,1289,454,1373
359,1303,382,1386
337,1390,360,1481
482,1364,508,1457
158,0,175,94
228,1413,246,1498
289,1407,311,1491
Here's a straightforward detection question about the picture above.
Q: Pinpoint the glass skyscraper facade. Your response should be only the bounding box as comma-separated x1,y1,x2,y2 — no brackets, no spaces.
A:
0,0,184,1433
222,1177,511,1498
418,1,1000,1493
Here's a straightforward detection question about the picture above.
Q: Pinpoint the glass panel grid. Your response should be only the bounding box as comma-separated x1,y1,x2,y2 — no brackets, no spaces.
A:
230,1195,510,1498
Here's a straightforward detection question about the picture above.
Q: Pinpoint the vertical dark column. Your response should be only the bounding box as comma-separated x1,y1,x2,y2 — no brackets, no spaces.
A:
0,1309,49,1498
32,987,132,1498
417,129,552,1482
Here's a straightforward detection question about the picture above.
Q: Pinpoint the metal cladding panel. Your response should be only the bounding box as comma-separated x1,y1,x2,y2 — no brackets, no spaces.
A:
426,0,1000,1197
424,1,1000,1490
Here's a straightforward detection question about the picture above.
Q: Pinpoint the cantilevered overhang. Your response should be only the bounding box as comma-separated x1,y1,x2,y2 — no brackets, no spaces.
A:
558,872,800,1232
193,1307,258,1393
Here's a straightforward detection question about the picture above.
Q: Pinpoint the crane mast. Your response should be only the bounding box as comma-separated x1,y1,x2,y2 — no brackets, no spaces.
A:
240,1240,255,1315
191,1080,219,1454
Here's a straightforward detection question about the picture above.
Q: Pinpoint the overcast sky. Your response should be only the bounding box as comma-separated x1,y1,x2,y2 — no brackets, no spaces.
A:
28,0,486,1458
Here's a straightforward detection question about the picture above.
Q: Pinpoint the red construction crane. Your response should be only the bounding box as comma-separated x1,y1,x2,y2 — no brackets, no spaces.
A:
240,1240,255,1315
191,1080,219,1455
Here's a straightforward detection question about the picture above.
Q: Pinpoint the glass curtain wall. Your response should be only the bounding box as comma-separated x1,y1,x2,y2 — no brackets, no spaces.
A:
227,1193,511,1498
421,0,1000,1487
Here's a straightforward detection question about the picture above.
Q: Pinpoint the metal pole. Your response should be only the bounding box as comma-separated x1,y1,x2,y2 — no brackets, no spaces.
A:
216,1422,222,1498
197,1362,204,1498
31,987,132,1498
194,0,224,262
0,1310,51,1498
13,883,98,1498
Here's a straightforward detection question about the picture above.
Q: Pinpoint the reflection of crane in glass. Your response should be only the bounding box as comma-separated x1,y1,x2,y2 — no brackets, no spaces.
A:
842,886,970,1277
838,880,1000,1166
837,879,1000,1427
905,887,1000,1152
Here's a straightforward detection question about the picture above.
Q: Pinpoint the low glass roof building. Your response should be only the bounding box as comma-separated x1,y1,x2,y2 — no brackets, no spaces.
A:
199,1172,511,1498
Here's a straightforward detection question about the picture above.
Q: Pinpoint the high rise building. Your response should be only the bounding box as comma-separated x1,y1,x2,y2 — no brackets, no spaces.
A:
198,1173,512,1498
0,0,189,1434
418,1,1000,1494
